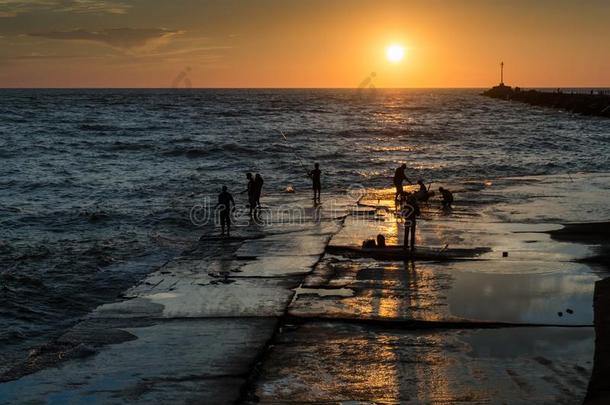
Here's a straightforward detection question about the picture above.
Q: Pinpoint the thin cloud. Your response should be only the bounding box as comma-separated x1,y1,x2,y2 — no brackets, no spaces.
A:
56,0,130,14
0,0,130,17
28,28,182,50
146,45,232,58
11,52,108,59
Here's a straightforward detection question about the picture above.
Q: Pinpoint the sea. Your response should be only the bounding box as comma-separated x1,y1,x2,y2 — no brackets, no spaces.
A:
1,88,609,371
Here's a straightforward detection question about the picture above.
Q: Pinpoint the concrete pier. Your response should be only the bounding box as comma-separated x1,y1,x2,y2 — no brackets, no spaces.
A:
1,174,610,404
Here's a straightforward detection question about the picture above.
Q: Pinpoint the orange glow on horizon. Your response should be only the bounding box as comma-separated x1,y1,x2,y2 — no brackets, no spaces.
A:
0,1,608,88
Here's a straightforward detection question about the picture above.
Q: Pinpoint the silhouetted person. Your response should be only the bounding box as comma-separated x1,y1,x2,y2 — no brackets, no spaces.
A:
417,180,426,193
216,186,235,237
439,186,454,209
254,174,264,208
393,164,411,201
243,173,256,216
308,163,321,203
415,179,429,202
401,192,420,251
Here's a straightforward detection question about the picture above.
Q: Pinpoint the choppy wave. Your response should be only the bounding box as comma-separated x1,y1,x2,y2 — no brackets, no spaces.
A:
107,142,157,152
163,142,259,158
79,124,121,131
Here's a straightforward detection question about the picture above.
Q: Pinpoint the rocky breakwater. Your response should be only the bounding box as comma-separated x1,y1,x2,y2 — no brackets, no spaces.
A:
483,84,610,118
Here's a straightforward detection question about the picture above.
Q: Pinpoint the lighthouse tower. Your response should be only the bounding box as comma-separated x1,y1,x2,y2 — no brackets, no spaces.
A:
500,61,504,86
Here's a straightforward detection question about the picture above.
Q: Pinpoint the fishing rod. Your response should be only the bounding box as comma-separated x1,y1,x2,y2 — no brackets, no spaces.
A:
278,129,309,173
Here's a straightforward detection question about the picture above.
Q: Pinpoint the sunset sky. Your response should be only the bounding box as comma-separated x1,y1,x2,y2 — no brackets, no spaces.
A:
0,0,608,88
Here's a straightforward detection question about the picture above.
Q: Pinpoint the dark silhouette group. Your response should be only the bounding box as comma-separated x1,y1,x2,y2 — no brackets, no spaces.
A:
214,162,454,244
392,164,455,251
214,172,264,237
215,163,322,237
244,173,264,216
393,163,453,210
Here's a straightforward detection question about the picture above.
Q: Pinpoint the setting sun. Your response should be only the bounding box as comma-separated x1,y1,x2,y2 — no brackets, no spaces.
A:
386,44,405,63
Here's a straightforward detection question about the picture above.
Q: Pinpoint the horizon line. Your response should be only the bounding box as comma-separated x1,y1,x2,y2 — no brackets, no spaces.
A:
2,86,610,90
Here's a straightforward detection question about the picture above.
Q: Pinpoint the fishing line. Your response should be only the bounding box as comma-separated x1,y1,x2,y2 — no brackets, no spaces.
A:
278,129,308,172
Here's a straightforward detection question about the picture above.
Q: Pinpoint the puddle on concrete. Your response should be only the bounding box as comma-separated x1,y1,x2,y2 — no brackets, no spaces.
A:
290,259,599,325
445,265,598,325
253,322,594,404
318,178,603,326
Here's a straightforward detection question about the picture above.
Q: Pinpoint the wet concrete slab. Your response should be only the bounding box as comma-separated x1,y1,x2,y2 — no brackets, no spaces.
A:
251,322,594,404
289,258,599,325
235,233,332,258
233,255,322,277
91,222,344,319
94,275,300,318
0,318,276,405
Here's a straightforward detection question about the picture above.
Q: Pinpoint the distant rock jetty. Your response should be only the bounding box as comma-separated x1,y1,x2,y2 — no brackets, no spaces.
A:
483,84,610,118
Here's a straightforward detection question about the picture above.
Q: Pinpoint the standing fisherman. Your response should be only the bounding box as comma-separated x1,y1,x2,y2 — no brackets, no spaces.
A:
308,163,322,203
243,173,256,216
254,174,264,208
393,164,412,202
401,192,420,251
216,186,235,237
